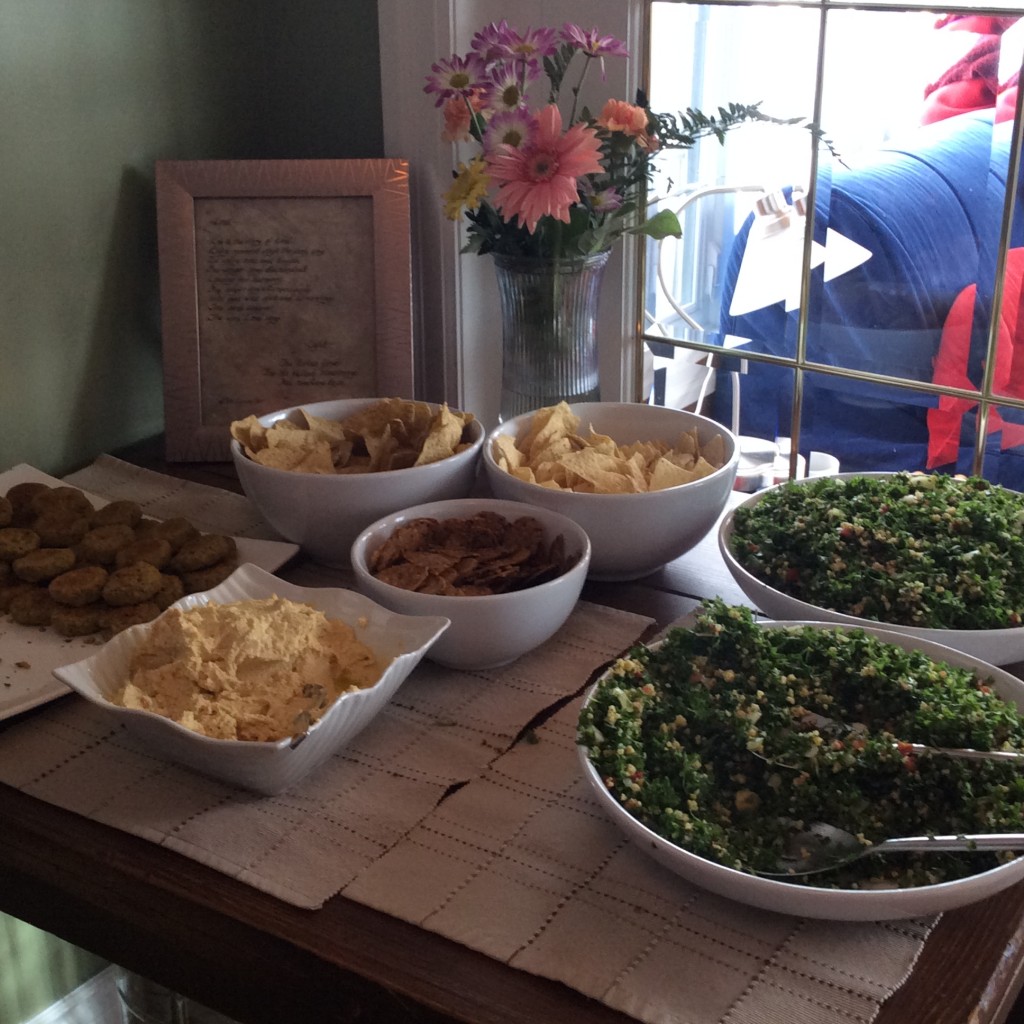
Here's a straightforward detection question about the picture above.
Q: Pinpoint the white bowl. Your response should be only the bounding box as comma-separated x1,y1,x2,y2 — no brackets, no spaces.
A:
231,398,484,566
579,622,1024,921
350,498,590,671
52,563,449,795
483,402,738,581
719,473,1024,665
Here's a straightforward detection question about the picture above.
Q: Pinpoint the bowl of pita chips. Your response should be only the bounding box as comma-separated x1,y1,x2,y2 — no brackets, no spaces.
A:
351,497,590,670
483,402,738,581
230,398,484,566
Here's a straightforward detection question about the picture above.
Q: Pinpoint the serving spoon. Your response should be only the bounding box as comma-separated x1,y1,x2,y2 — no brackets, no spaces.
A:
757,822,1024,878
755,743,1024,770
754,711,1024,768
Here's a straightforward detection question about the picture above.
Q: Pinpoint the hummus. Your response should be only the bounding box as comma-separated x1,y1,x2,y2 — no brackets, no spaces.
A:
117,596,385,741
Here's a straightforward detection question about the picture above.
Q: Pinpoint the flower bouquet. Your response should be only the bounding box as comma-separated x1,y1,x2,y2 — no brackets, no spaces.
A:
423,20,804,416
425,19,794,259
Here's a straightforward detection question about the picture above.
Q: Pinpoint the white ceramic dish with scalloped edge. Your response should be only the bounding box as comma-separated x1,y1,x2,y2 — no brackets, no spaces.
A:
579,620,1024,921
53,563,449,794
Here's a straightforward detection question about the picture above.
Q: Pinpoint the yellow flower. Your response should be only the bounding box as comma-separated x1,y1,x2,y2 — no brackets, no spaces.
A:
443,156,490,220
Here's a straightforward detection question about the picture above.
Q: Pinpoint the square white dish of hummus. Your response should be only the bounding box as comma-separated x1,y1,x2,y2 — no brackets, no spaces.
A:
52,562,449,794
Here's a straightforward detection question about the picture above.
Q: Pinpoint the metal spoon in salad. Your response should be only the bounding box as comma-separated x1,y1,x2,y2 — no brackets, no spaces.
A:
754,742,1024,770
758,822,1024,878
753,711,1024,769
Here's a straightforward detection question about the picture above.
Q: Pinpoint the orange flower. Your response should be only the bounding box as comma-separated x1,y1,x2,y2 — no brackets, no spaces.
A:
598,99,658,151
442,90,486,142
441,98,472,142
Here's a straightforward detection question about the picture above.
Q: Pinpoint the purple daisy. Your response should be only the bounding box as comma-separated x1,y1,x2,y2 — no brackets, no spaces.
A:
482,109,536,154
471,19,513,62
423,52,488,106
487,60,538,113
560,23,630,59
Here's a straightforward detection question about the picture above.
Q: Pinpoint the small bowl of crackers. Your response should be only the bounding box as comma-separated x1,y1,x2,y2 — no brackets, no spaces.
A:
483,402,739,581
350,497,590,671
230,397,484,566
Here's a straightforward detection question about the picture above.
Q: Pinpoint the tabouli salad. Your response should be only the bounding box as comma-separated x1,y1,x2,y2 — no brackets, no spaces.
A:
577,601,1024,888
728,472,1024,630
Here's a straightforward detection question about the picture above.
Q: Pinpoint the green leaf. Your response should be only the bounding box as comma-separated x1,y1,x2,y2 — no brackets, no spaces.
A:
631,209,682,240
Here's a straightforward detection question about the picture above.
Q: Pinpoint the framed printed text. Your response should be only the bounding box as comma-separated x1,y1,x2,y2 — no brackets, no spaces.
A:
156,159,413,461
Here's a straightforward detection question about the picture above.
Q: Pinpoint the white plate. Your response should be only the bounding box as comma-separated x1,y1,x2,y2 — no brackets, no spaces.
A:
579,622,1024,921
718,473,1024,665
53,563,449,794
0,464,299,721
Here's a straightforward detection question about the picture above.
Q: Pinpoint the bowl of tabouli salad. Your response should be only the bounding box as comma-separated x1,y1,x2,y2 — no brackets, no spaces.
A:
718,471,1024,665
577,601,1024,921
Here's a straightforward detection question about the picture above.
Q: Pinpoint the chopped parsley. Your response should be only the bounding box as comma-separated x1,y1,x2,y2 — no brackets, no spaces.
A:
577,600,1024,888
729,472,1024,629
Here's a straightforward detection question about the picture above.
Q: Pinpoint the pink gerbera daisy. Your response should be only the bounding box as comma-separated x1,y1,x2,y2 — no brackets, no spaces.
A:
486,105,603,233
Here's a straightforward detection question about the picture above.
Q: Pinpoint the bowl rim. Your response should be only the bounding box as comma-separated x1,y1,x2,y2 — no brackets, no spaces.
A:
483,401,740,499
230,397,484,482
718,471,1024,642
350,496,592,604
53,563,450,753
577,619,1024,919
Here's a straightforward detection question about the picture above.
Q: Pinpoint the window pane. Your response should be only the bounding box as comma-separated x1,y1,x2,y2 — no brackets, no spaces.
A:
707,364,935,475
646,0,1024,486
982,402,1024,485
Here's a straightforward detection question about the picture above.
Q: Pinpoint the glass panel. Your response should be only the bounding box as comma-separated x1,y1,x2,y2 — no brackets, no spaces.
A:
988,241,1024,409
981,402,1024,485
647,2,820,352
646,0,1024,488
709,362,938,475
798,8,1021,386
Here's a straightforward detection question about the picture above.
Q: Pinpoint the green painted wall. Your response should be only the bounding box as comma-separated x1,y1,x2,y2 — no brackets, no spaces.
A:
0,0,383,477
0,1,383,1019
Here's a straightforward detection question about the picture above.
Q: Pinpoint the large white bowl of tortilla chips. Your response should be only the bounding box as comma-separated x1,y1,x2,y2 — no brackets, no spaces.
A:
483,402,738,581
230,398,484,566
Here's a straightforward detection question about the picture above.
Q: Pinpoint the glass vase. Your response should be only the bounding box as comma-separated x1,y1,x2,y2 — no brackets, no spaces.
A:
492,250,611,420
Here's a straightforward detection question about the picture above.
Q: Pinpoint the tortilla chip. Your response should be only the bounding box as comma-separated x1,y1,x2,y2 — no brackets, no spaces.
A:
416,404,464,466
524,402,578,460
492,435,523,471
253,439,335,473
229,398,474,476
648,458,698,491
492,402,728,495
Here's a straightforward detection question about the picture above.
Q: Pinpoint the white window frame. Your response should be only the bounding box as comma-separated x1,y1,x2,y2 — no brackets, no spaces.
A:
378,0,647,426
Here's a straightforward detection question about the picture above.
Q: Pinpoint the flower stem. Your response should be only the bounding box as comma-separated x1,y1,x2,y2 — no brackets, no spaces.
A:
567,54,594,126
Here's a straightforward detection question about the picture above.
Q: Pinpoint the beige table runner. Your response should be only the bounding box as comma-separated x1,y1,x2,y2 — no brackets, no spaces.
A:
0,457,933,1023
347,700,933,1024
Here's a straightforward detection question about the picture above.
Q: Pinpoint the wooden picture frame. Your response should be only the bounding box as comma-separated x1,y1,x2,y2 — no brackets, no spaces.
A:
156,158,413,461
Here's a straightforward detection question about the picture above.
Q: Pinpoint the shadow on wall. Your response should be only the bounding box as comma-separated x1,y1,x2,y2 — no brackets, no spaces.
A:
57,166,165,473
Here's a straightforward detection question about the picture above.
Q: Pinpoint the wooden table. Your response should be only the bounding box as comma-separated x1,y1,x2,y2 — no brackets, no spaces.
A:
3,444,1024,1024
